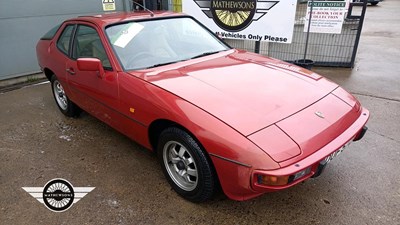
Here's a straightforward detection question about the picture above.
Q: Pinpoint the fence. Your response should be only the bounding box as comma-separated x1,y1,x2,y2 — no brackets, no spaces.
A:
166,0,367,68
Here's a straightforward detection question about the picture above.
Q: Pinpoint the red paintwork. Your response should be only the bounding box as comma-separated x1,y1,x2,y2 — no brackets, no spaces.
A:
36,12,370,201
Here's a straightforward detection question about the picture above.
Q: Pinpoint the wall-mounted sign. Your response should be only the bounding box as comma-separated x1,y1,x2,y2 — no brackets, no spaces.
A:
303,1,346,34
183,0,298,43
102,0,116,11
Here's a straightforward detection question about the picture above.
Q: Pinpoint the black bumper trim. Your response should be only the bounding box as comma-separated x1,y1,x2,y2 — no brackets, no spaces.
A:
353,126,368,142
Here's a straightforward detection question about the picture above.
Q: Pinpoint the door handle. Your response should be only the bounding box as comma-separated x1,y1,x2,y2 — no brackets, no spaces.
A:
66,68,76,75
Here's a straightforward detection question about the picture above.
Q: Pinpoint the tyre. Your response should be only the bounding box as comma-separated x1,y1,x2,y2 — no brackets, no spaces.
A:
371,2,378,6
157,127,216,202
50,75,81,117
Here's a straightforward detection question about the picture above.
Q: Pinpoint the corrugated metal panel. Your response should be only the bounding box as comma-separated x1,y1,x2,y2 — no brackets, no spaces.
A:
0,0,126,80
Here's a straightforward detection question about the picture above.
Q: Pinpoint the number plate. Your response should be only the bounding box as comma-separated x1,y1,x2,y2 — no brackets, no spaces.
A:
324,140,352,164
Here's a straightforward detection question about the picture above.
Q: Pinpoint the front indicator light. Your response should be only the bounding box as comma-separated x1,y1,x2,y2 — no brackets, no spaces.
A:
256,166,312,187
257,175,289,186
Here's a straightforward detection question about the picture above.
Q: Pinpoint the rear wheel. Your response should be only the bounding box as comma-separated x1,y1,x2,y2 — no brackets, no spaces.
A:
157,127,216,202
51,75,81,117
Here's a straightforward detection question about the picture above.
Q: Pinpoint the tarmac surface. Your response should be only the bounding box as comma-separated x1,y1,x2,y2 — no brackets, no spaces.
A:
1,1,399,224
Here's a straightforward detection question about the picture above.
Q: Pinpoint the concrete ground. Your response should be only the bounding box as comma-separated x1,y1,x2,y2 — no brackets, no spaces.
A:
1,1,399,224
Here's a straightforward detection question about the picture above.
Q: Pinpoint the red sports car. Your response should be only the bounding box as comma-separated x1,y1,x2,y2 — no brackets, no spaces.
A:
36,12,369,202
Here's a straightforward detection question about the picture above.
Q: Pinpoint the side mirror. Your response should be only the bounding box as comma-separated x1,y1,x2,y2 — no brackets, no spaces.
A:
77,58,105,78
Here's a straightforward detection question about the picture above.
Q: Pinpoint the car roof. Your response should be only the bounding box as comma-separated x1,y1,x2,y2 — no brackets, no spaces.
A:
67,11,185,27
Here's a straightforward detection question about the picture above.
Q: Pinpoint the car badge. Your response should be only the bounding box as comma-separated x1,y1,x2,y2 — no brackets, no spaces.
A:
315,111,325,118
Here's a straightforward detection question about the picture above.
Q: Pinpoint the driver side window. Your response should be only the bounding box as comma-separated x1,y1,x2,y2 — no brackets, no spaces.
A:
73,25,111,69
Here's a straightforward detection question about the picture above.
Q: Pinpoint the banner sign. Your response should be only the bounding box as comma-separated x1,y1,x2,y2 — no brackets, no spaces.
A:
182,0,298,43
303,1,346,34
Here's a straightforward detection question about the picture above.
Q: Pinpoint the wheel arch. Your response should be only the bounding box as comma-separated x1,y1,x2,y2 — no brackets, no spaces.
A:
147,118,219,174
43,67,55,81
148,118,222,197
148,119,198,153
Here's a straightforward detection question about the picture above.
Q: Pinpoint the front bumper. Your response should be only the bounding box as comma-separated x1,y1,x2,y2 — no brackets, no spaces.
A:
251,107,369,192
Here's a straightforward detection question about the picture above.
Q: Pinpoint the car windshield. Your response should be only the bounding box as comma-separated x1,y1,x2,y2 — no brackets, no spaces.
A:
105,17,230,70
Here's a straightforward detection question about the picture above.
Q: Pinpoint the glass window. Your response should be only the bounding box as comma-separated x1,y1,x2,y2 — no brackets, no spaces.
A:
41,24,61,40
73,25,111,69
106,17,230,70
56,25,74,55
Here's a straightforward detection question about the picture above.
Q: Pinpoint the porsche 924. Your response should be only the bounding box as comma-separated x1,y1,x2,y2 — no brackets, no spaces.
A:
36,12,369,202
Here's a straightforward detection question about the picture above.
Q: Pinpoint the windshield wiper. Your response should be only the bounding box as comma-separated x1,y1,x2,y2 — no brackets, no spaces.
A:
190,50,225,59
145,61,182,69
144,51,225,69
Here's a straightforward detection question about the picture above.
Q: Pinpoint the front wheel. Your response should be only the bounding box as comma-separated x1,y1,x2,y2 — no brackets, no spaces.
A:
157,127,217,202
51,75,81,117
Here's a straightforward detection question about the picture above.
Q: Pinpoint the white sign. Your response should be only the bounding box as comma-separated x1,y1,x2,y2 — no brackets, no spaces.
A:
303,1,346,34
102,0,116,11
183,0,298,43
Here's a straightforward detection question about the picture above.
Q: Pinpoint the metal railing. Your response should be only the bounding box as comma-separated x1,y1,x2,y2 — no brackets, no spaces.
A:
167,0,367,68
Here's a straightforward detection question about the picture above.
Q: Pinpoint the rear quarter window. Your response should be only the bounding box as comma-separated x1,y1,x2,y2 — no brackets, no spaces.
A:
41,24,61,40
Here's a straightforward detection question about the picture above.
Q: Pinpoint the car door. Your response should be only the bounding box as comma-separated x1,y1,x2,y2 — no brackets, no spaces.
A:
50,23,76,97
65,23,122,130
